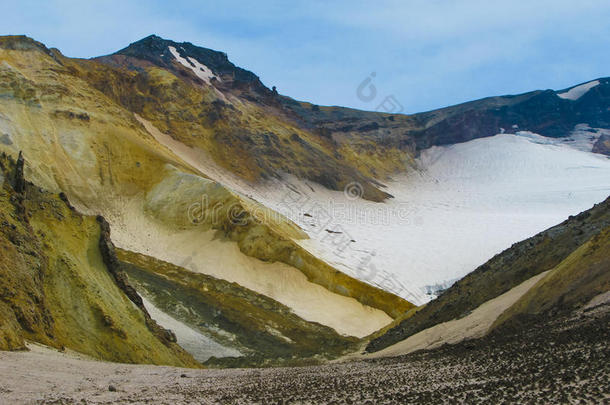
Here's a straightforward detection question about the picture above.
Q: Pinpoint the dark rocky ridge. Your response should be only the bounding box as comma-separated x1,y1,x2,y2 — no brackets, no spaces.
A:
97,34,270,96
282,78,610,154
412,79,610,148
86,35,610,205
101,35,610,159
96,216,179,346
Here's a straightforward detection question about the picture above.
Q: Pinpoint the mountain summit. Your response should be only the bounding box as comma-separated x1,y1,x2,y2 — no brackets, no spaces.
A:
97,34,268,93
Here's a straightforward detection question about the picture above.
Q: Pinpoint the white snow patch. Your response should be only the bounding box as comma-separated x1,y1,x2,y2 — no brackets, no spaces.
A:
557,80,600,100
513,126,609,154
558,124,609,153
142,297,242,362
168,46,220,85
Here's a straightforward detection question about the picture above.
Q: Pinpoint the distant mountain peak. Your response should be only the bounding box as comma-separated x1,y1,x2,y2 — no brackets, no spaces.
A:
111,34,262,87
557,78,609,101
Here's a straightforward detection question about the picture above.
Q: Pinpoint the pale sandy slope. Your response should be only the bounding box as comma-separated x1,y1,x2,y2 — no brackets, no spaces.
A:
120,116,393,338
105,198,391,338
365,270,551,358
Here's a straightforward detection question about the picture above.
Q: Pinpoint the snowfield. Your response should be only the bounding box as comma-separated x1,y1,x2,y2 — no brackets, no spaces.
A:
220,131,610,304
136,114,610,305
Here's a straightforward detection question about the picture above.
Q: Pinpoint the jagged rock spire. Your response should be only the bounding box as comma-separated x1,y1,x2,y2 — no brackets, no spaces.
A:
14,151,25,195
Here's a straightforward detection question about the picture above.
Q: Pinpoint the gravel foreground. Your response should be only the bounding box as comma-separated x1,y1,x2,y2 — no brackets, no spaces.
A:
0,306,608,404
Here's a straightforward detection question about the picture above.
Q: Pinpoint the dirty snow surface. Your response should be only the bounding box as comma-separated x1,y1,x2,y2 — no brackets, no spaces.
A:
142,297,242,362
214,133,610,304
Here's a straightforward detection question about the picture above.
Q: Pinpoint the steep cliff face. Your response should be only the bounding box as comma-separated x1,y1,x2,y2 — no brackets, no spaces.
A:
0,153,198,367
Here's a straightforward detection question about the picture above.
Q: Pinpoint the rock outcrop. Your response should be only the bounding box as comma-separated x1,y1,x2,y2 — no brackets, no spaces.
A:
0,153,198,367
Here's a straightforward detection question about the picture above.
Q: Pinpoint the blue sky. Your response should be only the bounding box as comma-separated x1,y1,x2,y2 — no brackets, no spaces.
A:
3,0,610,113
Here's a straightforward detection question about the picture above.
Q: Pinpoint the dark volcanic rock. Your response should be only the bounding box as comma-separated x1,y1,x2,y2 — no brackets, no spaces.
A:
593,134,610,155
281,78,610,155
101,34,269,94
95,215,178,346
